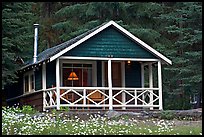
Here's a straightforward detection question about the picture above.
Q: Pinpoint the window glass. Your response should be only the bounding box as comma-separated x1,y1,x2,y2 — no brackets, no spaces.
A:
63,68,72,86
83,64,92,68
62,63,92,87
73,68,82,87
24,75,29,92
30,74,34,90
83,68,92,87
73,64,82,67
63,63,72,68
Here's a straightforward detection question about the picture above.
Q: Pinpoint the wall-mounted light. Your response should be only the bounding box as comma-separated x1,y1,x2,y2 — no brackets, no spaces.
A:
127,60,131,65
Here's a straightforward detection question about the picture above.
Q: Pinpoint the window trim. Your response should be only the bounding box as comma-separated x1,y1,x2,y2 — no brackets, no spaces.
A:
23,70,35,93
60,60,97,87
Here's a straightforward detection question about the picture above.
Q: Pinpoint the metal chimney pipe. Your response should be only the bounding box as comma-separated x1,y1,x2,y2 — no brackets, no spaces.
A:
33,24,39,63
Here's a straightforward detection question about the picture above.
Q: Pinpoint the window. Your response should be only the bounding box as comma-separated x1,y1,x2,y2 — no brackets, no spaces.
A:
24,75,29,92
30,74,34,90
62,63,92,87
24,71,35,93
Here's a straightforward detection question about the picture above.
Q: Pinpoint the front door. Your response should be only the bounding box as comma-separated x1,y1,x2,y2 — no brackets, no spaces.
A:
104,62,122,106
104,62,122,87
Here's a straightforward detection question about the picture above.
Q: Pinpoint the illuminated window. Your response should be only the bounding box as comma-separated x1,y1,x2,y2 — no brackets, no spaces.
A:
62,63,92,87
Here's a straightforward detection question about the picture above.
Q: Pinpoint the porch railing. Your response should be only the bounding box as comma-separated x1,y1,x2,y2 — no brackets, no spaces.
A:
43,87,160,110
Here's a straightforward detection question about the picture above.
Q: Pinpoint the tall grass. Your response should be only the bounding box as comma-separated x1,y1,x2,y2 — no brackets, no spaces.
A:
2,106,202,135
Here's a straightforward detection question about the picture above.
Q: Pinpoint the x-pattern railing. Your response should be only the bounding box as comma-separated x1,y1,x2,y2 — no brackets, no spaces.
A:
111,88,159,107
43,87,160,109
86,89,109,105
60,89,84,104
43,88,57,108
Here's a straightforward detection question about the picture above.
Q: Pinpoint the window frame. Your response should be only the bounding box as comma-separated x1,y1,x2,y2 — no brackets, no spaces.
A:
60,60,97,87
23,70,35,93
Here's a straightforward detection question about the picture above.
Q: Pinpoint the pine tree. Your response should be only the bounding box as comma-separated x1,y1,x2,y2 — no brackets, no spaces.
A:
158,2,202,109
31,2,62,52
2,2,36,89
51,2,166,47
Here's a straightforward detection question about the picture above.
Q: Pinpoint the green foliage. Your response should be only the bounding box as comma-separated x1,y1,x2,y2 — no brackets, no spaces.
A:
21,105,38,115
50,107,69,116
2,2,36,89
158,2,202,109
160,110,175,120
2,105,38,115
60,106,69,112
2,107,202,135
51,108,57,114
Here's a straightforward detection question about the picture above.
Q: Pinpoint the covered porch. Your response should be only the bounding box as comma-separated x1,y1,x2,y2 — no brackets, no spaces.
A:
42,56,163,111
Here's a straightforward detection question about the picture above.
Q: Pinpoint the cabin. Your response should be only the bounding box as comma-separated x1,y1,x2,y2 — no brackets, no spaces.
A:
5,20,172,111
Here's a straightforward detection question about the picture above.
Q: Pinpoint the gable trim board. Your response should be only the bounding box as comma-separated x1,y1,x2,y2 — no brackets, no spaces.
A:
50,20,172,65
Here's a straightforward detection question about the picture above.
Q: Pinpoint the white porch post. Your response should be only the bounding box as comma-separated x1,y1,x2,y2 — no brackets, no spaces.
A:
56,58,60,110
42,62,46,111
121,61,126,110
102,61,106,110
148,63,153,110
102,61,105,87
141,63,145,106
158,60,163,110
108,59,113,110
83,89,86,106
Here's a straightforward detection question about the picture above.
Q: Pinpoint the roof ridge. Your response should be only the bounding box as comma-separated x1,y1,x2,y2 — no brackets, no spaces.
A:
21,19,171,71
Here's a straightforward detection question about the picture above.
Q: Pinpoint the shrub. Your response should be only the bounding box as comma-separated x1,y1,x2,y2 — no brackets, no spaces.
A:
160,110,175,120
60,106,69,112
21,105,38,115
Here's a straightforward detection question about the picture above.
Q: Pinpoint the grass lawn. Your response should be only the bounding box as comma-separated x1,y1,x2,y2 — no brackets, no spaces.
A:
2,106,202,135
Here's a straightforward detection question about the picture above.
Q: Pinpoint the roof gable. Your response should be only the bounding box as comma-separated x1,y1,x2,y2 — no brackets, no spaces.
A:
22,20,172,70
64,26,157,59
50,20,172,65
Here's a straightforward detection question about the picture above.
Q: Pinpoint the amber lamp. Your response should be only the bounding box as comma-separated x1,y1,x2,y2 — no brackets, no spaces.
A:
68,72,79,80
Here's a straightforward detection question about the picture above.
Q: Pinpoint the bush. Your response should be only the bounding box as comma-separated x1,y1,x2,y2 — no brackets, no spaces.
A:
160,110,175,120
21,105,38,115
60,106,69,112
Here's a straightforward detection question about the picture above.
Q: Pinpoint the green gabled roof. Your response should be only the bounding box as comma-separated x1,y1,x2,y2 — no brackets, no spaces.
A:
64,26,157,59
21,20,172,70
